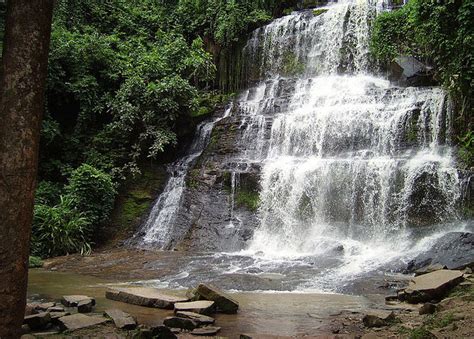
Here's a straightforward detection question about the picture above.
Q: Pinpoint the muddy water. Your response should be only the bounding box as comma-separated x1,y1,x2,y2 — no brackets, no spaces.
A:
28,269,373,336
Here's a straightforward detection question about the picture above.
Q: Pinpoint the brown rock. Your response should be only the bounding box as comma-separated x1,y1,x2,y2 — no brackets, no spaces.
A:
105,287,187,309
194,283,239,313
174,300,215,315
57,313,108,331
175,311,215,325
61,295,95,307
419,302,436,315
362,311,395,328
23,312,51,330
163,316,197,330
104,308,137,330
77,298,94,313
401,270,464,303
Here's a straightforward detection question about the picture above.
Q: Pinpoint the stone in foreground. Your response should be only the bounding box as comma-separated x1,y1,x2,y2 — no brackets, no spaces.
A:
163,316,197,330
362,311,395,328
191,326,221,335
174,300,215,315
61,295,96,307
104,308,137,330
106,287,188,309
57,313,108,331
419,302,437,315
77,298,94,313
23,312,51,330
150,325,177,339
399,269,464,303
194,283,239,313
175,311,215,325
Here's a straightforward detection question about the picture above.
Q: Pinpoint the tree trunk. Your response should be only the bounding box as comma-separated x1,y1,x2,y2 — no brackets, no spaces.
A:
0,1,54,337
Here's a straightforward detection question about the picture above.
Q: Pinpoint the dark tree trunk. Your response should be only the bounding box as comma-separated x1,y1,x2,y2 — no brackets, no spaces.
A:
0,1,54,337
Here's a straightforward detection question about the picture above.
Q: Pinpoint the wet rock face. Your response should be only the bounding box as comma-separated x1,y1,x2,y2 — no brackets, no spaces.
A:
405,232,474,273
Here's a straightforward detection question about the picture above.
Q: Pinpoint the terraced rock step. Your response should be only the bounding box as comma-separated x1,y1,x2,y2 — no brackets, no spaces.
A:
105,287,188,309
61,295,96,307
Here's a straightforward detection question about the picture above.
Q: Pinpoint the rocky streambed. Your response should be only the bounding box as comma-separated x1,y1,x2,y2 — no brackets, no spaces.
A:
25,245,474,338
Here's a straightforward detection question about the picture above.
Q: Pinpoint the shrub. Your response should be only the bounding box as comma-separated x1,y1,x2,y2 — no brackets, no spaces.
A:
31,196,92,258
28,256,44,268
65,164,117,227
35,180,63,205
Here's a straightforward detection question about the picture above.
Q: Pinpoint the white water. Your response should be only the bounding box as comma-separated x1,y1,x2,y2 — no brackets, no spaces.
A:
136,0,468,291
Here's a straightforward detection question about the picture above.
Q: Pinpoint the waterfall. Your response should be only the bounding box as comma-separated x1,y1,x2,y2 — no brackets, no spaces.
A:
135,0,468,290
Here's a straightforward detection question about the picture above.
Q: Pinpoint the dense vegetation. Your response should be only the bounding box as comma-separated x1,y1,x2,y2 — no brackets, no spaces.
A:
27,0,296,258
370,0,473,167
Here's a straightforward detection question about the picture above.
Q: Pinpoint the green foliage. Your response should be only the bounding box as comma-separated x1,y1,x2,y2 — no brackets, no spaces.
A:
31,196,92,258
28,256,44,268
192,91,234,117
458,131,474,168
35,181,63,206
312,9,328,17
370,0,473,140
236,189,260,211
281,51,305,76
65,164,116,227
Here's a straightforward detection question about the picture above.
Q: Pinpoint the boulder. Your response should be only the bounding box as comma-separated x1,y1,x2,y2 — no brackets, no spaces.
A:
419,302,436,315
399,269,464,303
362,311,395,328
77,298,94,313
163,316,197,330
24,304,37,316
23,312,51,330
57,313,108,331
175,311,215,325
194,283,239,313
405,232,474,273
49,312,70,322
150,325,177,339
389,56,435,87
191,326,221,335
104,309,137,330
174,300,216,315
61,295,96,307
105,287,187,309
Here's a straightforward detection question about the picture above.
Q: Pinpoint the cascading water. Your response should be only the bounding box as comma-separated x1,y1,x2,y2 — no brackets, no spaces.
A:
135,0,471,292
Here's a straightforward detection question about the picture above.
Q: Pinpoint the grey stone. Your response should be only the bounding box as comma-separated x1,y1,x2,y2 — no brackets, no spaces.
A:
47,306,65,312
362,311,395,328
415,263,447,276
23,312,51,330
405,232,474,273
77,298,94,313
163,316,197,330
175,311,215,325
400,269,464,303
105,287,187,309
419,302,437,315
194,283,239,313
35,302,55,311
191,326,221,335
174,300,215,315
61,295,95,307
104,308,137,330
57,313,108,331
150,325,177,339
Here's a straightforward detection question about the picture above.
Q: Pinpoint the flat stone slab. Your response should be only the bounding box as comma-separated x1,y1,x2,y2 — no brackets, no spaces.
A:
57,313,108,331
106,287,188,309
191,326,221,335
400,269,464,303
195,283,239,313
174,300,215,315
104,309,136,330
61,295,96,307
176,311,215,325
